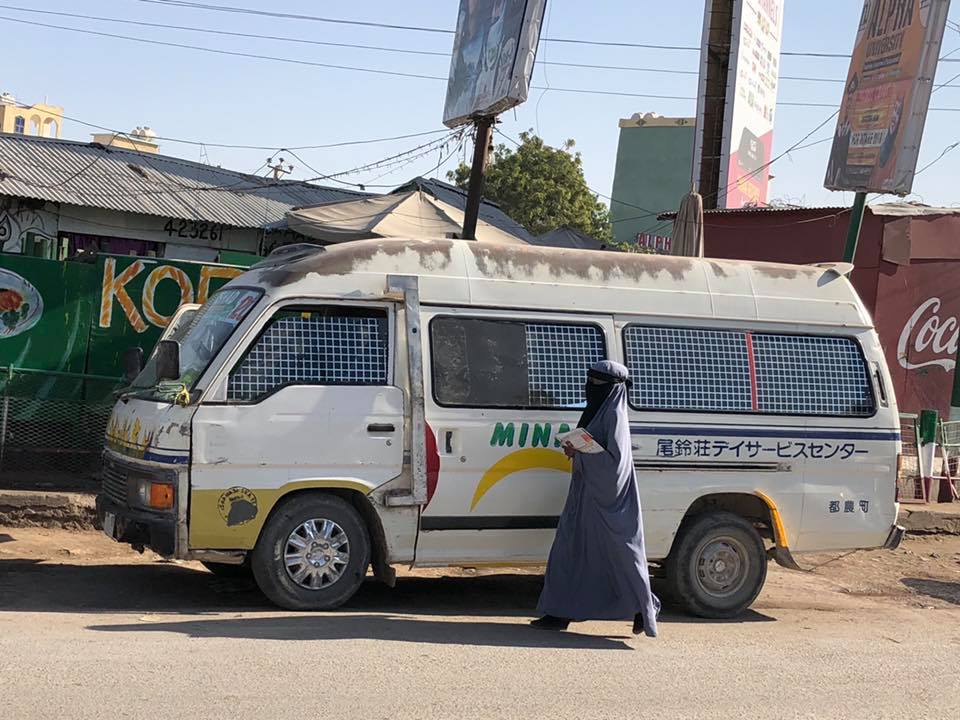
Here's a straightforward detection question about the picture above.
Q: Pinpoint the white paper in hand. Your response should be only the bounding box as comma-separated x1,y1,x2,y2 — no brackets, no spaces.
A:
556,428,604,454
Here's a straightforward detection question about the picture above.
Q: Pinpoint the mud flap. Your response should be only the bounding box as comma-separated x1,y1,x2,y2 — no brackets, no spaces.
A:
768,545,806,572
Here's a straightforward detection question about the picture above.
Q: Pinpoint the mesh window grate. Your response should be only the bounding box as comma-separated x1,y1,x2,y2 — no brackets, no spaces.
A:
623,326,753,411
525,324,605,407
228,310,388,402
752,334,874,416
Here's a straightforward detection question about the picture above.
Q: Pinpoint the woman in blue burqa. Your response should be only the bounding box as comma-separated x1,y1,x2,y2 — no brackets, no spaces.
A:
533,360,660,637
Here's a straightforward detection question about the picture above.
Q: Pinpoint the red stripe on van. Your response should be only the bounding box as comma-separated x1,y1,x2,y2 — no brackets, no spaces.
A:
745,332,759,411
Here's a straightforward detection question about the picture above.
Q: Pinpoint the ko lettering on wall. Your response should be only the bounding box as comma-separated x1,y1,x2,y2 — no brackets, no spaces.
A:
99,256,243,333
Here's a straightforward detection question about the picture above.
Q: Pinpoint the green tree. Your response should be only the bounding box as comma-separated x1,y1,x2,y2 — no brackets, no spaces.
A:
448,131,612,241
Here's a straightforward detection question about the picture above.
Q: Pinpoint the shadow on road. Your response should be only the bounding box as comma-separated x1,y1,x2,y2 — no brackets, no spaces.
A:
901,577,960,605
0,559,776,626
88,614,636,650
0,533,14,544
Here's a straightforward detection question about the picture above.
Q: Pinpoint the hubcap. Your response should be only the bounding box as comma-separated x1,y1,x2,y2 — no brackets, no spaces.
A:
283,518,350,590
694,535,749,598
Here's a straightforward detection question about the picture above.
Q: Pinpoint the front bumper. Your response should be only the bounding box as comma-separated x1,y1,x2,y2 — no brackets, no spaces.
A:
96,494,176,557
883,524,906,550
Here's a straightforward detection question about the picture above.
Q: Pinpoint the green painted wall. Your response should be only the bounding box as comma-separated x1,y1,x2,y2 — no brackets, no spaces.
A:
610,123,695,245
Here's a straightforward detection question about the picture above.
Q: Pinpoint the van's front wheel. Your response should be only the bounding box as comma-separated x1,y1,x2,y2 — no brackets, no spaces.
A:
666,512,767,619
251,494,371,610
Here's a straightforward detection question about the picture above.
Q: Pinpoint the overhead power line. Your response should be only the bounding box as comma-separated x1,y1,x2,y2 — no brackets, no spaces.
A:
8,15,960,113
134,0,889,59
0,5,865,85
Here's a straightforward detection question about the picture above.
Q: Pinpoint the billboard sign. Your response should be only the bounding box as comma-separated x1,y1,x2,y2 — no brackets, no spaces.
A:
714,0,785,208
825,0,952,195
443,0,548,128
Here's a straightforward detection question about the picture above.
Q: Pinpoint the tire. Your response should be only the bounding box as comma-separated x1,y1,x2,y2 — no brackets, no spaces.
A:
665,511,768,619
201,560,252,578
251,493,371,611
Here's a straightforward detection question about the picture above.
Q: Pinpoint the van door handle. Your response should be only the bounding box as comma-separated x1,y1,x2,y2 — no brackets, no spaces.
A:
367,423,396,433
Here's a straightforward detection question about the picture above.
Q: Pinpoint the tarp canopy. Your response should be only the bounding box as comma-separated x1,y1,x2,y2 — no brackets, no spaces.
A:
533,226,609,250
286,190,527,244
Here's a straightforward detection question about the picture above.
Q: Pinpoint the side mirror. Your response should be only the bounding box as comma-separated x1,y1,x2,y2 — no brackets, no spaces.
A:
156,340,181,381
122,347,145,383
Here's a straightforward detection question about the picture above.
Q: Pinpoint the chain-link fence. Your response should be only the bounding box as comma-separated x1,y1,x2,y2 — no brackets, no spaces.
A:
897,413,926,503
938,420,960,499
0,366,123,480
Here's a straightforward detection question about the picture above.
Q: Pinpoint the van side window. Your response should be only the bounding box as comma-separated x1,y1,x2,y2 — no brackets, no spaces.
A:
431,317,605,408
623,325,875,417
752,334,874,416
227,306,388,402
623,326,753,412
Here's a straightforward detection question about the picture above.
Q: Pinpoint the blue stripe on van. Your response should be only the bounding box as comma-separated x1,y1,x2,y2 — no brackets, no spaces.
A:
630,426,900,442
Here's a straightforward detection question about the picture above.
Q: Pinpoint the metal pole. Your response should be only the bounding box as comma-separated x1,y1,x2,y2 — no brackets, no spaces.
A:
0,366,11,472
842,191,868,263
461,116,494,240
950,347,960,421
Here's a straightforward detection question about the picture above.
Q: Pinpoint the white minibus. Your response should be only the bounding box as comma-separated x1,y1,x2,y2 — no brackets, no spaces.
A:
98,239,904,618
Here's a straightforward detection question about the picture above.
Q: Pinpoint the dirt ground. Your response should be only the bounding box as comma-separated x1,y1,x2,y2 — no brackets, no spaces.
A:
2,525,958,610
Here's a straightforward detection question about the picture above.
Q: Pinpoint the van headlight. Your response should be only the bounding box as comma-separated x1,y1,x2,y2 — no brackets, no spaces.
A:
133,478,175,511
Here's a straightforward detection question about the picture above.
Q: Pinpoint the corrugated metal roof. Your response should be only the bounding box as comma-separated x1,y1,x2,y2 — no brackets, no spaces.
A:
658,203,960,220
0,133,367,229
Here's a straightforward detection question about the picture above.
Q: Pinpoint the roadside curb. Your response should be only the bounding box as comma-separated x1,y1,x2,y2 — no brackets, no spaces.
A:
0,490,97,530
899,506,960,535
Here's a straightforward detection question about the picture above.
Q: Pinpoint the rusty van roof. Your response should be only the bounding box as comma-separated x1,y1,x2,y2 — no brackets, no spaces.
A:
237,238,871,328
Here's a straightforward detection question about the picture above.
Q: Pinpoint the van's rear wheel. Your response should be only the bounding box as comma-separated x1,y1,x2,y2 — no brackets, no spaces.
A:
251,494,370,610
666,512,767,619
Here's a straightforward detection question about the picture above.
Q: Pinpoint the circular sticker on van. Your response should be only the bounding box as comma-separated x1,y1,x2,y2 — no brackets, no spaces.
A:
217,487,259,527
0,268,43,339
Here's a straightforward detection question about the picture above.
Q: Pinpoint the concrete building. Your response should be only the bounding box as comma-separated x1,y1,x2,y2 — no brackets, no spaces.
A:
91,126,160,154
0,92,63,138
610,113,694,249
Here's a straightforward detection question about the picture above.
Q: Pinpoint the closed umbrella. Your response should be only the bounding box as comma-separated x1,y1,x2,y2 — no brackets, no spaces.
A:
672,189,705,257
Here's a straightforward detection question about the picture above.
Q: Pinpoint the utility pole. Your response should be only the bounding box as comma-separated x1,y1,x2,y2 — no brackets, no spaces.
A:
842,191,868,263
461,117,494,241
267,156,294,181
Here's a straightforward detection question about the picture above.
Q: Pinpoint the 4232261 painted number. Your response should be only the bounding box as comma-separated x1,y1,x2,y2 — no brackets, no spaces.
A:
163,219,225,242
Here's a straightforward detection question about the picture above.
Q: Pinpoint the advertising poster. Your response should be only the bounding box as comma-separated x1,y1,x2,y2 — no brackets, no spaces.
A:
717,0,784,208
443,0,548,127
825,0,951,195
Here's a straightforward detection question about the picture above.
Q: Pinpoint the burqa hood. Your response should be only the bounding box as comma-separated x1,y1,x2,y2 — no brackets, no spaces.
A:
578,360,631,431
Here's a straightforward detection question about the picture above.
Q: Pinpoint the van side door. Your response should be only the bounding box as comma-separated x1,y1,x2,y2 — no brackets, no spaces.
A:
416,308,614,565
188,302,404,549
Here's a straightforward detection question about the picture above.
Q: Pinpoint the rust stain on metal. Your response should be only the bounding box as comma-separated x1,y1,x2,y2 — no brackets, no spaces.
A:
750,263,817,280
258,239,455,286
469,244,693,282
708,261,730,278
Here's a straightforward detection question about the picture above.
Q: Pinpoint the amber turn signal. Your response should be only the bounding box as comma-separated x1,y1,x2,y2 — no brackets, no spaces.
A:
148,482,175,510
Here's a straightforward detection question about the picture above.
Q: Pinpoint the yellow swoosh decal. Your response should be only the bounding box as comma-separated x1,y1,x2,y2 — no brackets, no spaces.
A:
471,448,570,510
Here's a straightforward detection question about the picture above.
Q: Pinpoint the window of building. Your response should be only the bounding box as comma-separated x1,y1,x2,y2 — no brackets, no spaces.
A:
623,325,875,417
13,116,25,134
227,306,389,402
431,316,605,408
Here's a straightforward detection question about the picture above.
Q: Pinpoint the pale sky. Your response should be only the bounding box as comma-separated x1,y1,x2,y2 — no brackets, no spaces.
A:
4,0,960,221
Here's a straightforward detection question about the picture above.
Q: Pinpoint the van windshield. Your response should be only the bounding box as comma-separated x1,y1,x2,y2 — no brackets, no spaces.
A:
140,287,262,400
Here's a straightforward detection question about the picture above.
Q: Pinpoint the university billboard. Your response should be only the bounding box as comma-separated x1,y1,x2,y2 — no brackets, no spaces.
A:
825,0,952,195
443,0,548,128
696,0,785,208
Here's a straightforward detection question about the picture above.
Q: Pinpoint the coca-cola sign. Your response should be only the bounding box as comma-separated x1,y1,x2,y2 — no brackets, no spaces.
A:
897,297,958,372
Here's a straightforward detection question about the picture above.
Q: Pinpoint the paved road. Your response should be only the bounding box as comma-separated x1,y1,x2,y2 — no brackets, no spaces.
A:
1,530,958,719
